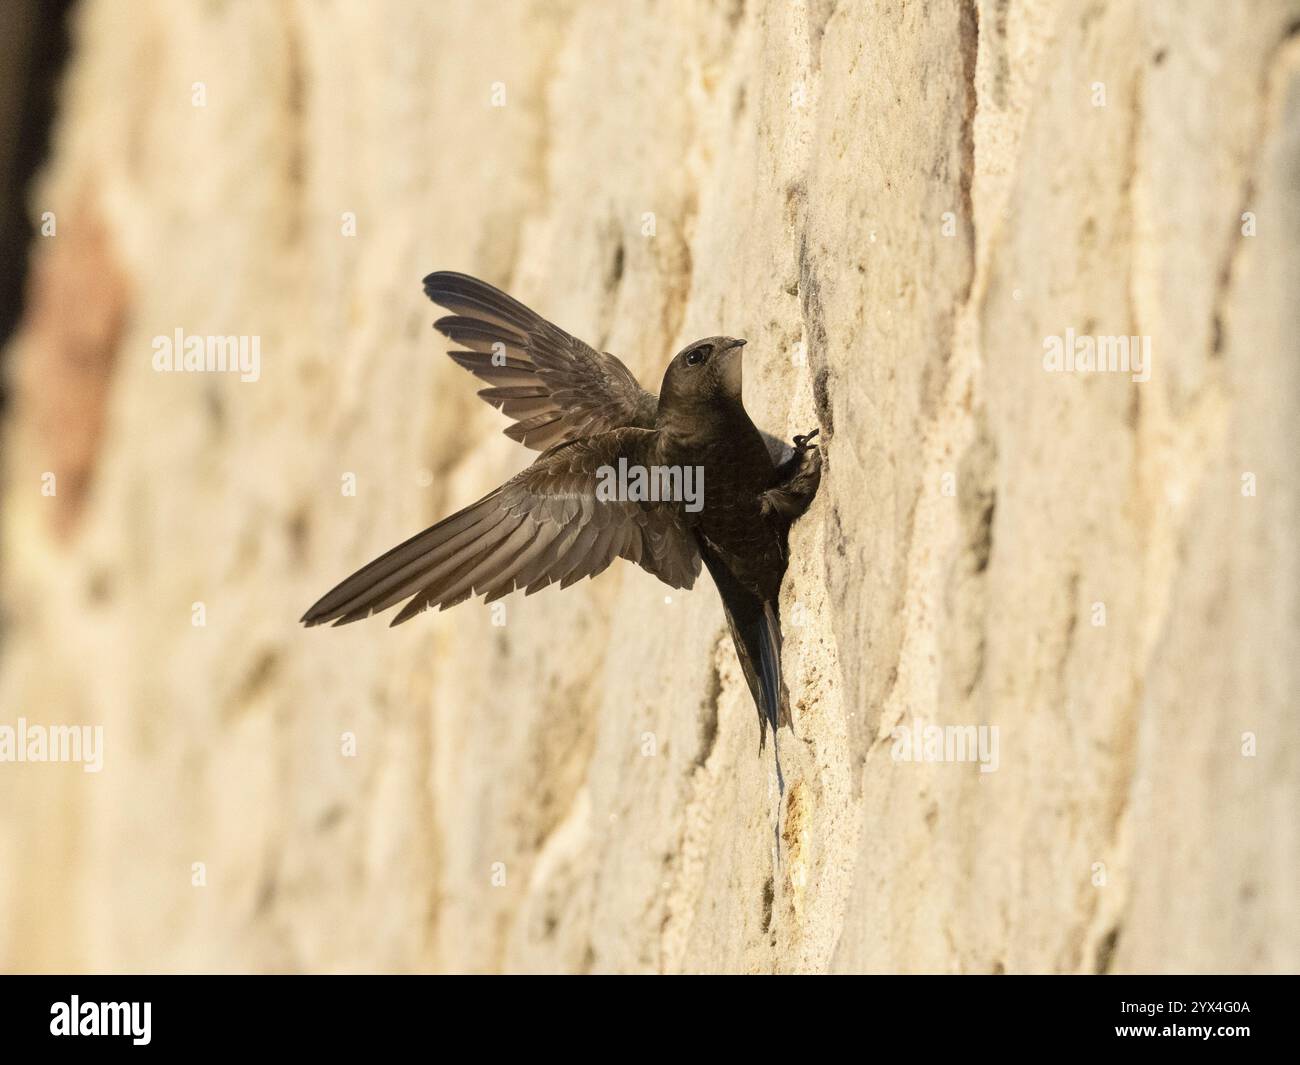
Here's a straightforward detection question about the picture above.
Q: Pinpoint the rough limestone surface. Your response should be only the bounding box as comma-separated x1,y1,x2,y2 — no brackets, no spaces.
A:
1,0,1296,974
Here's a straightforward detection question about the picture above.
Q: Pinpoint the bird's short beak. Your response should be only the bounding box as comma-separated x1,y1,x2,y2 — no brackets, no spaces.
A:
720,338,745,395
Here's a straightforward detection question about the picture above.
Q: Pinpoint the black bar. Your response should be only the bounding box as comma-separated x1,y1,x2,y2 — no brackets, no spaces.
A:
0,974,1292,1051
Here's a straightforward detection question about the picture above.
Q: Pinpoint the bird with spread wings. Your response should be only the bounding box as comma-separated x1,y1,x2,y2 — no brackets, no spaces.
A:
302,272,822,792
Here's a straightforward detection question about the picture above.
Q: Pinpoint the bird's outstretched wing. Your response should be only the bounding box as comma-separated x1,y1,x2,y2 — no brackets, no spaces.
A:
424,271,658,451
300,429,699,628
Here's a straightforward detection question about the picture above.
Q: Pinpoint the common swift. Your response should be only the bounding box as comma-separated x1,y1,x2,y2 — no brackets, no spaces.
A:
302,272,822,791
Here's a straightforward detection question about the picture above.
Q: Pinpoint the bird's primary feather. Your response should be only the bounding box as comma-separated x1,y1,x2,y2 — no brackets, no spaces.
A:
300,430,701,628
424,271,657,450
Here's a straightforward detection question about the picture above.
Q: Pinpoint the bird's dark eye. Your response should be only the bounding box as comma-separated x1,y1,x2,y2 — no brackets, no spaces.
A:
685,346,709,366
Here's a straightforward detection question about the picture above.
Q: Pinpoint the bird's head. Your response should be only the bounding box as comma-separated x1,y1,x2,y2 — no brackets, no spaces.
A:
657,336,747,423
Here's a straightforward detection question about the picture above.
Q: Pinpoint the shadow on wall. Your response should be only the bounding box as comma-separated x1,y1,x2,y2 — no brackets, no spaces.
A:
0,0,74,408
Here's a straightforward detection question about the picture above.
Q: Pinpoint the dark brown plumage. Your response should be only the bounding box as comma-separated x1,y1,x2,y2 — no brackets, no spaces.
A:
302,271,822,790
